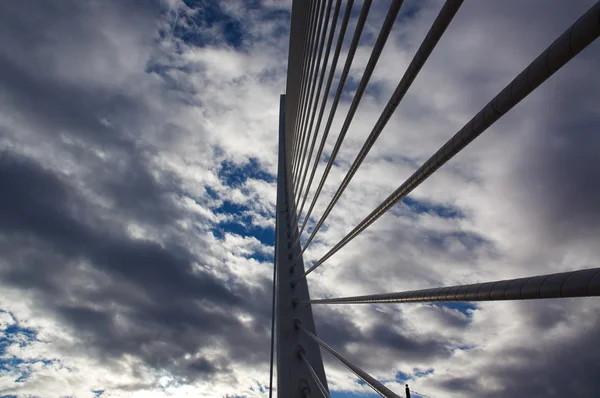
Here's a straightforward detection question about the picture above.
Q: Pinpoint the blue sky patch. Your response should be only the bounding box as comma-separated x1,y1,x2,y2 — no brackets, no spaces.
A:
396,0,425,23
213,223,274,261
215,199,247,216
213,158,276,253
430,302,477,317
178,0,244,49
213,200,275,249
425,230,488,253
248,380,269,394
396,370,410,383
0,310,60,384
218,158,275,187
413,368,434,378
402,197,463,219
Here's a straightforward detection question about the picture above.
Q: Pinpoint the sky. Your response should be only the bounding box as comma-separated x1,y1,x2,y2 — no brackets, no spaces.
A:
0,0,599,397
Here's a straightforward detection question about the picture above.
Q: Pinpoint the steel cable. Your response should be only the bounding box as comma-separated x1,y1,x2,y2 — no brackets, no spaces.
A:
296,321,400,397
295,0,462,261
290,0,372,247
294,0,331,198
289,0,313,164
291,0,345,228
291,0,354,233
294,267,600,305
297,347,330,397
293,0,326,185
293,0,404,264
285,1,311,169
295,1,600,282
292,0,320,181
293,0,337,211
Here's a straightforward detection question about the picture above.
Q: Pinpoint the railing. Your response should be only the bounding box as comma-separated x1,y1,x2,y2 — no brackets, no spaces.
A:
271,1,600,396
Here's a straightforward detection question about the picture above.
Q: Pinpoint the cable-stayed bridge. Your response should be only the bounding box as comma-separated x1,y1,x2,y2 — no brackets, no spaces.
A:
270,1,600,396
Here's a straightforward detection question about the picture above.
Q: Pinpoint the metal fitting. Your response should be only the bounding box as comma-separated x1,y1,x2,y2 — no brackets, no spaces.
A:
299,379,311,397
295,345,306,359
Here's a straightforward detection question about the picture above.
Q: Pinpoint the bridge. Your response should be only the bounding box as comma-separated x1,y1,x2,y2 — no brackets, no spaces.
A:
269,1,600,396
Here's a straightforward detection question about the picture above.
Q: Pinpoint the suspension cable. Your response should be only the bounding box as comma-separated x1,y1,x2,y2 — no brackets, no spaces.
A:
295,0,463,260
295,320,401,397
297,347,330,397
290,0,372,246
294,2,600,283
292,0,355,186
294,267,600,305
293,0,327,186
291,0,345,229
295,0,410,263
293,0,333,201
286,1,312,171
292,0,320,183
292,0,354,232
293,0,338,213
293,0,322,185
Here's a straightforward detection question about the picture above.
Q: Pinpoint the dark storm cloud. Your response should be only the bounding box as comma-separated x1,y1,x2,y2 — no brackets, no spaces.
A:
0,49,180,225
436,300,600,398
0,150,271,380
313,305,457,372
368,322,452,360
0,0,274,386
0,53,140,147
0,0,184,227
441,0,600,250
516,76,600,246
340,219,496,294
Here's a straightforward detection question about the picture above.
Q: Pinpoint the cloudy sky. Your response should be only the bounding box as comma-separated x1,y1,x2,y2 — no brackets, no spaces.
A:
1,0,599,397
